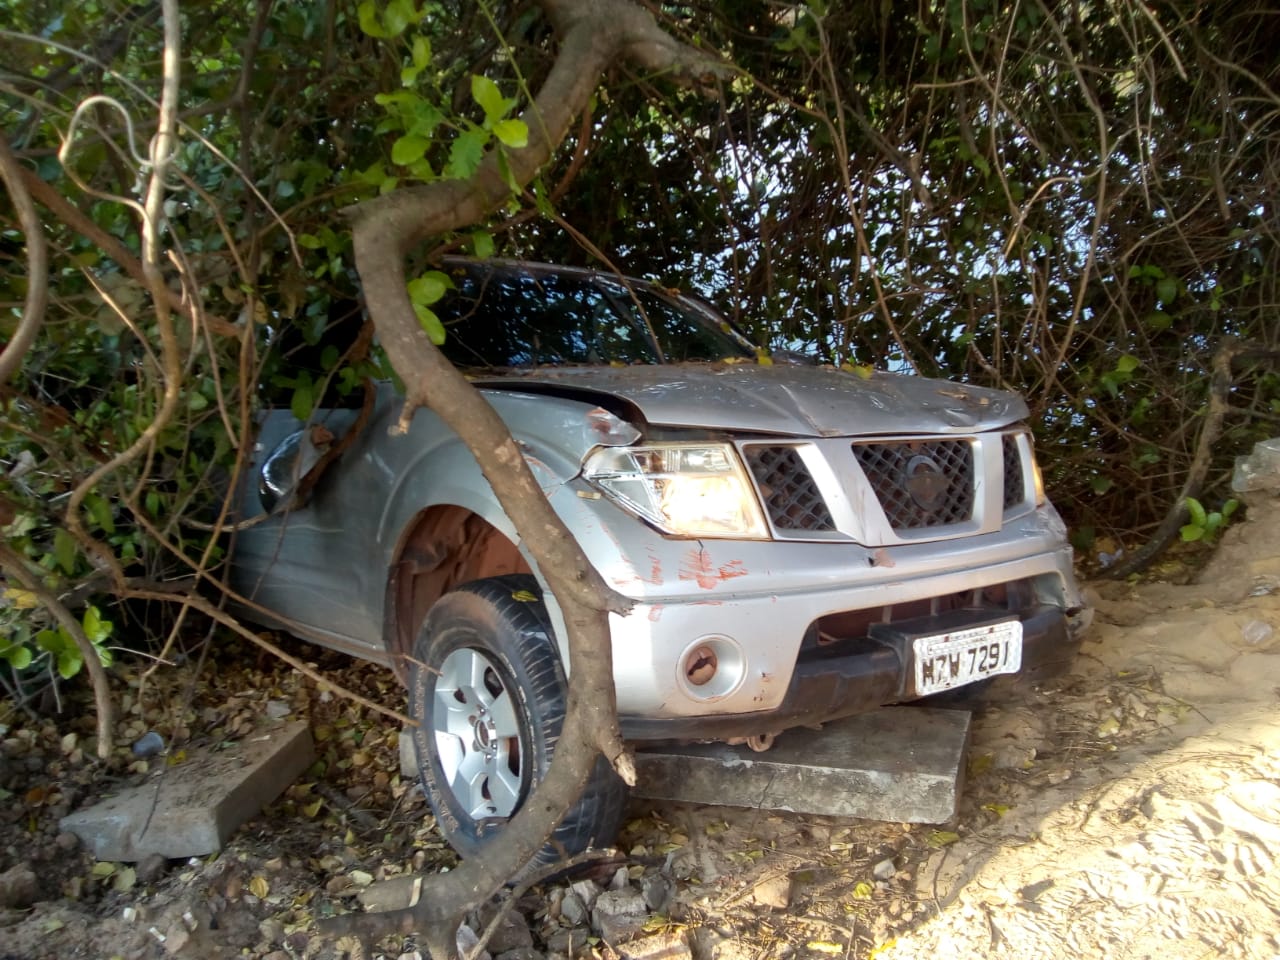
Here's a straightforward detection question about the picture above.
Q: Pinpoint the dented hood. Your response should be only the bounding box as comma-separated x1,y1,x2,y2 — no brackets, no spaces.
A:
476,364,1026,437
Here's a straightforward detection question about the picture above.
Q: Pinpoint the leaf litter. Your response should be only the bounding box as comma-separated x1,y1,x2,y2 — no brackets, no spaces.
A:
3,511,1280,959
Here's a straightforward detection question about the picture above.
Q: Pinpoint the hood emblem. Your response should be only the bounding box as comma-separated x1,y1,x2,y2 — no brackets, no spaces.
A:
904,455,949,512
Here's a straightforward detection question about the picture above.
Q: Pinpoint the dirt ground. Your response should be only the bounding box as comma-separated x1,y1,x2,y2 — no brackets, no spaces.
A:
2,500,1278,960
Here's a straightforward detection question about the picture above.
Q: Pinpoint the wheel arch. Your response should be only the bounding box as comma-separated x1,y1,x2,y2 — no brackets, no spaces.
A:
382,504,541,679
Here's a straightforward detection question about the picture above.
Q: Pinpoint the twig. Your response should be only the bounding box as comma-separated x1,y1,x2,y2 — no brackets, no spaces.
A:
123,582,416,726
0,543,114,757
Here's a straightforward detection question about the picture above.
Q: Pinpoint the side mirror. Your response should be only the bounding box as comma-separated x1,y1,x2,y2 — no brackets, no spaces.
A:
258,428,327,513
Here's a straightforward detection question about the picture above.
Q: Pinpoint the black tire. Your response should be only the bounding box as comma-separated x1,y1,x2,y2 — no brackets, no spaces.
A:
406,575,628,870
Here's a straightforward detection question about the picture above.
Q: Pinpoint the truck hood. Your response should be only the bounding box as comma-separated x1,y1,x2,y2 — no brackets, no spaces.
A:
476,364,1026,437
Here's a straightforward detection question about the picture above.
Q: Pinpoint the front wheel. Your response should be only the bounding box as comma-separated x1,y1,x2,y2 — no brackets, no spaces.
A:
406,575,627,869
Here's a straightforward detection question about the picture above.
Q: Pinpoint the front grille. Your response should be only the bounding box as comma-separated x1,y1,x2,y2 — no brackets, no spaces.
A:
1002,433,1025,509
852,439,974,530
744,446,836,532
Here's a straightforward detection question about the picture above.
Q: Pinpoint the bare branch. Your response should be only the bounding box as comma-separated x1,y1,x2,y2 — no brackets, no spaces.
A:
0,543,114,758
0,136,49,385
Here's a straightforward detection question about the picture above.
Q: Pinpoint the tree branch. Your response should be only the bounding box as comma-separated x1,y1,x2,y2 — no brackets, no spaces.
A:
16,165,240,338
0,543,114,758
1103,337,1262,579
0,136,49,385
322,1,726,952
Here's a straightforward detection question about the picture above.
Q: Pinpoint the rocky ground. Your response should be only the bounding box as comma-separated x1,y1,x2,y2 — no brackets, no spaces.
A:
2,503,1278,960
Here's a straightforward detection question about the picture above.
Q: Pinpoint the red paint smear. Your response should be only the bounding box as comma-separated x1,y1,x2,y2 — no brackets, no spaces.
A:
638,552,663,586
678,548,748,590
648,605,664,622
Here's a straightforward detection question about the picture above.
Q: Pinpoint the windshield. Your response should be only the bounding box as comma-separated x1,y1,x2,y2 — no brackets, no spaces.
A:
434,261,754,369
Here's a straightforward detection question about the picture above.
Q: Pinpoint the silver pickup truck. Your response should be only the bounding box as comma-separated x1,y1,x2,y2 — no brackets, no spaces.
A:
229,258,1087,868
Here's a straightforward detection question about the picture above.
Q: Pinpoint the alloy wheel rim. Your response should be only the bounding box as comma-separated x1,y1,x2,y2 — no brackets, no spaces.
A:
432,647,524,819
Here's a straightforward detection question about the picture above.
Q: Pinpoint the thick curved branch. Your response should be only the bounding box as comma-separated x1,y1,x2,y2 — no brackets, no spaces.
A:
323,0,725,951
0,136,49,385
64,0,185,587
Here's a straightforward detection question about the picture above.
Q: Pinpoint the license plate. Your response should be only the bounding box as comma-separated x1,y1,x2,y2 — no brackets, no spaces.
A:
912,620,1023,696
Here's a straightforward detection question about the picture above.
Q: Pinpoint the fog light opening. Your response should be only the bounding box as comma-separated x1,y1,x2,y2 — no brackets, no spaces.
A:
685,645,718,686
677,635,746,702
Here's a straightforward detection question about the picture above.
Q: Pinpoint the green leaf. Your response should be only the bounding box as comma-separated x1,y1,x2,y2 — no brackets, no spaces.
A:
382,0,417,36
1156,275,1178,304
36,628,63,655
1115,354,1140,374
57,648,82,680
412,304,446,345
1090,476,1113,495
356,0,387,37
492,118,528,148
390,134,430,166
406,101,444,139
86,494,115,535
444,126,489,179
471,231,494,258
1185,496,1207,527
53,528,78,575
407,271,452,307
495,149,520,195
401,36,432,86
82,605,112,644
927,830,960,847
290,382,314,422
1144,310,1171,331
4,645,32,670
1180,523,1204,542
1222,498,1240,520
471,74,508,123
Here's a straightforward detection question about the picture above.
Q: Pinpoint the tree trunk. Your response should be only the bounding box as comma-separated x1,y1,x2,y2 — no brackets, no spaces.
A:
320,1,726,953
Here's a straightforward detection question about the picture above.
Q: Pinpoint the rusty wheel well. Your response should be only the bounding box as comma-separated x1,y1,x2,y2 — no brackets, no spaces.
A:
384,505,531,679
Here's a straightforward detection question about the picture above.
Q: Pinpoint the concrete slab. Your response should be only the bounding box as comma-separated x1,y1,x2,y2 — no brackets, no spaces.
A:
61,720,315,861
631,707,970,824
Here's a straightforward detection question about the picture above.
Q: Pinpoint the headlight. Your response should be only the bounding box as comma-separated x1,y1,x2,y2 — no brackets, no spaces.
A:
583,443,769,538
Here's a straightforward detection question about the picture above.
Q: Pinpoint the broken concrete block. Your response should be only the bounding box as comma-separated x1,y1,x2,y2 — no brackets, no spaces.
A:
560,891,590,927
546,928,591,955
61,721,314,861
474,902,535,954
592,888,649,943
1233,437,1280,493
632,707,970,824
